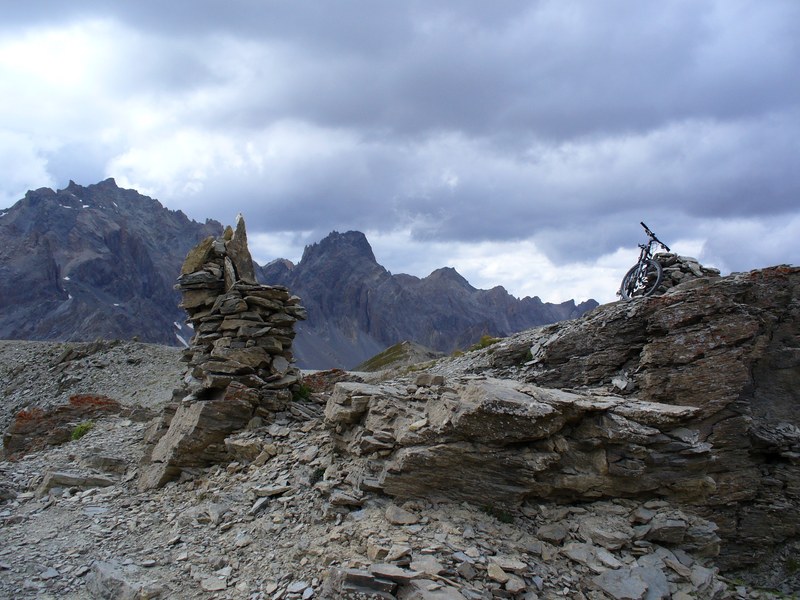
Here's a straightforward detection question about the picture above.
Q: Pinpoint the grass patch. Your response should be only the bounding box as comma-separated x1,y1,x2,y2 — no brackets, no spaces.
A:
787,557,800,574
292,383,312,402
403,360,438,374
469,335,501,352
356,342,412,371
71,421,95,441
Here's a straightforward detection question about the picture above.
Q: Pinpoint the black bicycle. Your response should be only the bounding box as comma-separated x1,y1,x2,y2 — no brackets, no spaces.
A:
618,222,671,300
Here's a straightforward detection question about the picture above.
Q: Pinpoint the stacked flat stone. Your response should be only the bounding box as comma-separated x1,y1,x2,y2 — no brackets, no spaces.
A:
138,215,308,489
653,252,721,294
175,215,307,410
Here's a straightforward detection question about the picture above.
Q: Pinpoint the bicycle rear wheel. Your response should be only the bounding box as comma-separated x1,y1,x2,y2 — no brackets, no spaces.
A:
620,259,663,299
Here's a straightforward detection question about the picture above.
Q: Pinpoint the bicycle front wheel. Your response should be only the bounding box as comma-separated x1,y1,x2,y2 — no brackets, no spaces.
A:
620,259,663,299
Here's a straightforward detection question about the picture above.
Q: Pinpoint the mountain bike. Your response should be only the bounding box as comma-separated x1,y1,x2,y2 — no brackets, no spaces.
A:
618,222,671,300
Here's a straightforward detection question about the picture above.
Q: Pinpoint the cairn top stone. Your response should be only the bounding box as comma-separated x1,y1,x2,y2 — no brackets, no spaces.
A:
226,213,257,284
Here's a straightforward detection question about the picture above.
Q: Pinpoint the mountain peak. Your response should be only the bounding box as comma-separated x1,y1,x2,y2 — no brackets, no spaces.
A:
300,230,377,265
425,266,475,290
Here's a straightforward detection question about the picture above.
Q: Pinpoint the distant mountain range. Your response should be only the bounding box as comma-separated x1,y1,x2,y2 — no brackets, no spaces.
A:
259,231,597,367
0,179,598,368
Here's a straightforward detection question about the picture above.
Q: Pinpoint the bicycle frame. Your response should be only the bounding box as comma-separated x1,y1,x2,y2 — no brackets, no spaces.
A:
618,222,671,299
640,222,670,254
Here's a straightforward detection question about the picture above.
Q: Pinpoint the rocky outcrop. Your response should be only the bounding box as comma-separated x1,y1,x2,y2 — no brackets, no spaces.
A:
139,217,306,489
260,230,598,369
326,377,717,507
1,266,797,598
651,252,721,294
325,266,800,571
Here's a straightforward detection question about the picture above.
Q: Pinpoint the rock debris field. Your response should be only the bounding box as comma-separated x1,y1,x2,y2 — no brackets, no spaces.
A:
0,334,798,599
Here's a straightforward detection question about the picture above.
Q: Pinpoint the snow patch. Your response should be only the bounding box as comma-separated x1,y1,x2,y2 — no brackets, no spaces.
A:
63,276,70,281
175,334,188,347
187,322,194,330
113,303,120,307
82,204,90,209
67,293,73,300
173,321,181,329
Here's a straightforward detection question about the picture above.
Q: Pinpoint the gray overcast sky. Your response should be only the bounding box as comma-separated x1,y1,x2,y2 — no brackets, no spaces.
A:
1,1,798,303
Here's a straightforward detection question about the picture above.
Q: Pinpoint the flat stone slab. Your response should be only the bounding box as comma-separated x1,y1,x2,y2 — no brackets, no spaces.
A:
36,471,115,497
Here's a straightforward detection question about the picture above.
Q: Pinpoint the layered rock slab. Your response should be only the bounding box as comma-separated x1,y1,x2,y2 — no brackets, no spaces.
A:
325,377,710,506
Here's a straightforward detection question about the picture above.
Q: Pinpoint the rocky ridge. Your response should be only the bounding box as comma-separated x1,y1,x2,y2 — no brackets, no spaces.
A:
0,180,597,370
0,385,753,600
0,265,798,598
259,231,598,369
425,266,800,572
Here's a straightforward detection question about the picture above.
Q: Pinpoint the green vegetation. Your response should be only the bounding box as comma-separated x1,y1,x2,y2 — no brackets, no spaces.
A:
70,421,95,441
356,341,412,371
292,383,312,402
403,360,438,374
469,334,501,352
787,556,800,574
482,505,514,524
356,341,444,372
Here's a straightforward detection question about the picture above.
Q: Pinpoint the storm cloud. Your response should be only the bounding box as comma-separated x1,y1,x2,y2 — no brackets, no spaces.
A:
1,0,798,302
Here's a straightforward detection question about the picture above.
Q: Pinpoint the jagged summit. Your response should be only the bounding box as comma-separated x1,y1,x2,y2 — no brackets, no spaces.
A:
260,230,597,369
299,230,378,266
423,266,475,290
0,181,222,344
15,178,207,228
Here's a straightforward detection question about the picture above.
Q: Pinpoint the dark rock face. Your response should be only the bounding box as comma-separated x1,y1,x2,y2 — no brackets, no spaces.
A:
259,230,598,369
0,179,222,345
324,266,800,571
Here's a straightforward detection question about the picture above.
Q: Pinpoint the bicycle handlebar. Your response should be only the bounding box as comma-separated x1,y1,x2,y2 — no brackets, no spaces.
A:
640,221,671,252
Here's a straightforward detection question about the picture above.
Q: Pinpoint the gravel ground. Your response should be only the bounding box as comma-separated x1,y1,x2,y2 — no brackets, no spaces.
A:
0,339,796,599
0,339,184,433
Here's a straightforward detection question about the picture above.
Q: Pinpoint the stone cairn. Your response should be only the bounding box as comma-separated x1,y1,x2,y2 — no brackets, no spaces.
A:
652,252,721,294
139,215,307,489
176,215,306,403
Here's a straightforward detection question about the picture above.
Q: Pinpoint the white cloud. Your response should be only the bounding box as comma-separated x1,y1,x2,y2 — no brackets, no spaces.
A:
0,2,798,305
699,215,800,273
0,131,54,205
368,230,627,304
